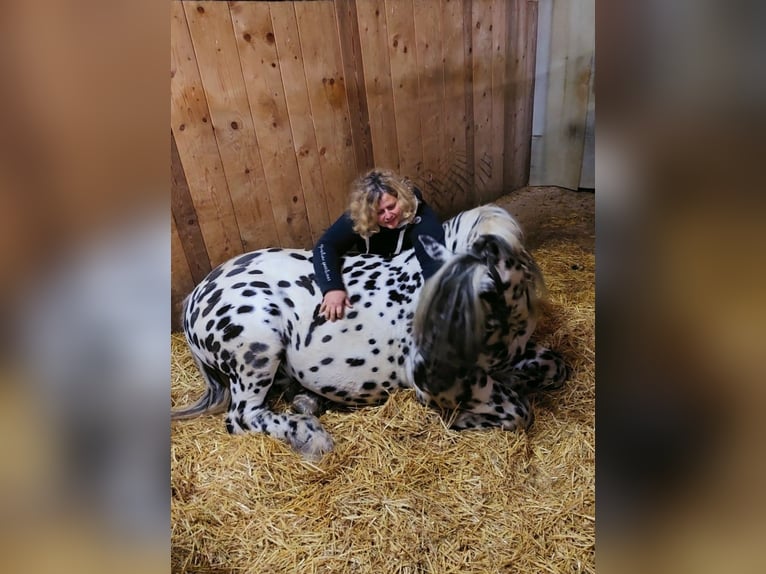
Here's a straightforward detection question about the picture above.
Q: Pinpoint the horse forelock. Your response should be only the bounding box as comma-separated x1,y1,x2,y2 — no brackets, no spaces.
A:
413,248,501,374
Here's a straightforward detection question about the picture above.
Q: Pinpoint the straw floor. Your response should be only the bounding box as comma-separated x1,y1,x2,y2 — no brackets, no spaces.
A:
171,187,595,573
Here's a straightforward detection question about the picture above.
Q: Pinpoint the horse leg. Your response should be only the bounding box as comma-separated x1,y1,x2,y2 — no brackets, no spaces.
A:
501,341,568,394
225,342,334,460
449,380,534,431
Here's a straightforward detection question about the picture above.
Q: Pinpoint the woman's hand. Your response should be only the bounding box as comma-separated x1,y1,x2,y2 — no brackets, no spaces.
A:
320,290,352,321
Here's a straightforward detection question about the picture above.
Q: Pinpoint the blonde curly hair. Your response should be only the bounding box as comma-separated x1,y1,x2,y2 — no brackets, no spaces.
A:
347,168,419,237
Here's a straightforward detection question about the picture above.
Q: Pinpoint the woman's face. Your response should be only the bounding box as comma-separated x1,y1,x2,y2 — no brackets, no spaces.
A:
376,192,402,229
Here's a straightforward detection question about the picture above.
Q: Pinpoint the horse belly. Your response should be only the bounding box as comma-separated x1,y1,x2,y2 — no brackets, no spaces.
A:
285,331,409,405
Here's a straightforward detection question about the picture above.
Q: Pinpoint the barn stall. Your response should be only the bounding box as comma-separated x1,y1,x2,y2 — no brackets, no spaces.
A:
171,1,594,572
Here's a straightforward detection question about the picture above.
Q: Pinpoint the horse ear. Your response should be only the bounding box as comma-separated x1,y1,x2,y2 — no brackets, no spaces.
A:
418,235,452,262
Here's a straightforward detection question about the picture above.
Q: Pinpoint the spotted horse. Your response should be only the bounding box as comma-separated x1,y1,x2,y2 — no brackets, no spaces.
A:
172,204,567,459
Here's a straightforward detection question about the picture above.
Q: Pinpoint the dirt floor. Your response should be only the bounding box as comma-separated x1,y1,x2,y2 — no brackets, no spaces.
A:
494,186,595,252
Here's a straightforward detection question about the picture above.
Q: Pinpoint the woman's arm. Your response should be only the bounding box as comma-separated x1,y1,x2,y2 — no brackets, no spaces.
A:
312,213,358,320
409,200,446,280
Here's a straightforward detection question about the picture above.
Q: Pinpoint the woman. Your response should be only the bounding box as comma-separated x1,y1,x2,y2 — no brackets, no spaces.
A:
313,168,445,321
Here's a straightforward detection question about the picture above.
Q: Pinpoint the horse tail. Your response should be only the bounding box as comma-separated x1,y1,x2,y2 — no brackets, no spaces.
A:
171,293,231,420
171,359,231,420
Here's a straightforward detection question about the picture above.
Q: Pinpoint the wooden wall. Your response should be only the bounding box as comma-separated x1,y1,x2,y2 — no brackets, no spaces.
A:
171,0,540,329
529,0,594,189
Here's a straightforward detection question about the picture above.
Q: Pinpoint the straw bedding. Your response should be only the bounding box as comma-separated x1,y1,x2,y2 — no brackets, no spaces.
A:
171,187,595,573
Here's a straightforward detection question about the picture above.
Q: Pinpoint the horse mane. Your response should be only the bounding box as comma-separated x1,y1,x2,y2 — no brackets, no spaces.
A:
447,204,546,298
470,204,526,251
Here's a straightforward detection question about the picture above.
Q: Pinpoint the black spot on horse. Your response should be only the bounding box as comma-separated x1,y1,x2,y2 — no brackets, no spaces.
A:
216,304,233,316
388,289,406,303
295,275,316,295
304,306,327,347
222,323,244,342
233,252,261,266
226,267,247,277
266,304,281,316
206,266,224,283
201,289,223,317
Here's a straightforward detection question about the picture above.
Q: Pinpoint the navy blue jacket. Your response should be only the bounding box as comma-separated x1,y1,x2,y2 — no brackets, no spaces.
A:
312,190,445,295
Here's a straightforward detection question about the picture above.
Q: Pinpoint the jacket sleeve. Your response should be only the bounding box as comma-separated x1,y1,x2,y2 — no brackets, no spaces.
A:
409,196,446,280
312,213,359,294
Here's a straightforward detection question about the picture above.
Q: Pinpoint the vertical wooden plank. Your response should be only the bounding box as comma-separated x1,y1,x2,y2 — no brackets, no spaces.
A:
538,0,595,189
385,0,423,179
170,1,242,267
171,216,195,332
269,2,332,243
471,0,494,203
334,0,375,174
171,132,211,284
440,0,472,213
529,0,550,186
230,1,314,248
356,0,400,170
183,1,281,252
578,54,595,189
296,1,358,219
504,0,538,190
462,0,476,204
412,0,446,206
489,0,507,194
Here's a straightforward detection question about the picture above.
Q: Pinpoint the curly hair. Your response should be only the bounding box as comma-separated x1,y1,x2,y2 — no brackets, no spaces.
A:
347,168,419,237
